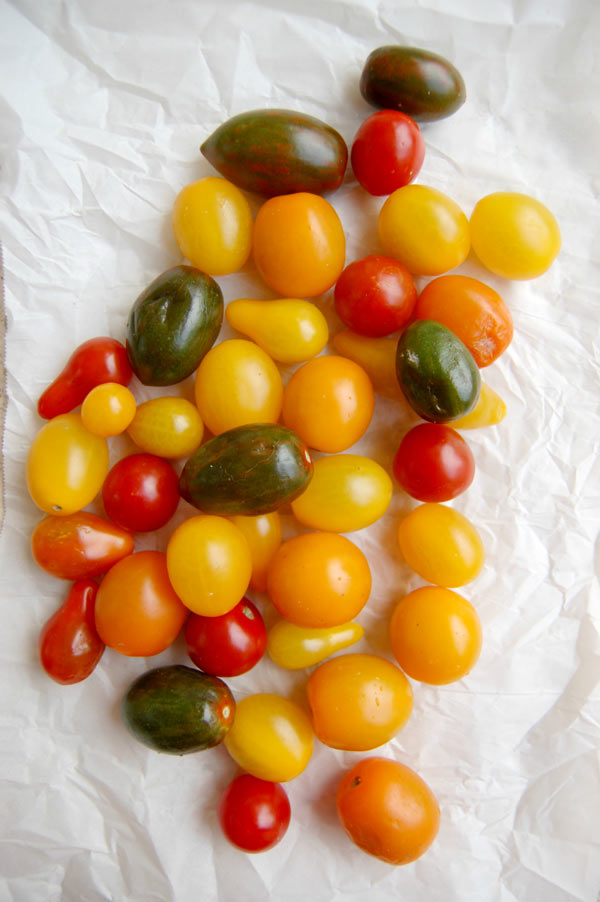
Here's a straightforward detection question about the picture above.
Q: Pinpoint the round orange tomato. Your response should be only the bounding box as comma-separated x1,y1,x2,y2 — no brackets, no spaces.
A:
336,757,440,865
253,193,345,297
397,502,485,587
282,355,374,453
266,531,371,628
80,382,137,437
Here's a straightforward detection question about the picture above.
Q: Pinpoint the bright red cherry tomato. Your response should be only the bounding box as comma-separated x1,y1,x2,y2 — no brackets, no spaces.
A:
39,579,105,684
185,598,267,677
102,453,179,532
334,255,417,337
393,423,475,502
351,110,425,196
218,774,291,853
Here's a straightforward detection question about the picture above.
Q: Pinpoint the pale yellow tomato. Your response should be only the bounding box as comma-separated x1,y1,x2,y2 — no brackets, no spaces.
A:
267,620,364,670
397,502,485,587
226,298,329,364
228,512,282,592
451,382,507,429
80,382,137,437
127,396,204,458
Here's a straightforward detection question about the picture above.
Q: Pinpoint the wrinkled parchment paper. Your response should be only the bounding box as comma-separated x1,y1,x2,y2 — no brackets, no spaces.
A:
1,0,599,899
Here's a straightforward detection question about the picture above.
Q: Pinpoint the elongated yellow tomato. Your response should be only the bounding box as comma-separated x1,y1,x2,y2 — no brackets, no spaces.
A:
228,512,282,592
26,413,109,516
166,515,252,616
80,383,137,437
332,331,404,401
451,381,506,429
267,620,364,670
194,339,283,436
224,693,314,782
172,177,253,276
291,454,392,532
397,503,485,587
226,298,329,364
127,396,204,458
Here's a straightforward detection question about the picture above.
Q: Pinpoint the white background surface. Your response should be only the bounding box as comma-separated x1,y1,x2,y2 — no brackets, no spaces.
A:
1,0,599,900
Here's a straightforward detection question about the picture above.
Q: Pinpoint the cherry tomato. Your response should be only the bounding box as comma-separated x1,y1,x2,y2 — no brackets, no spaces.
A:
185,598,267,677
332,331,404,401
226,297,329,364
219,775,291,853
80,382,137,437
336,757,440,865
351,110,425,196
397,502,485,586
128,397,204,459
94,551,188,656
31,512,134,580
228,512,282,593
102,453,179,533
334,255,417,337
390,586,482,684
451,381,507,430
267,620,364,670
393,423,475,502
39,579,105,684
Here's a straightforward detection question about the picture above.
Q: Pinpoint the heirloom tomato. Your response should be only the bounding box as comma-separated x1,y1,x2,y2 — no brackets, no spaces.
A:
102,453,179,533
31,511,133,580
334,255,417,337
350,110,425,196
228,512,282,592
39,579,104,684
219,775,291,853
226,297,329,364
185,598,267,677
80,382,137,437
127,396,204,458
393,423,475,502
267,620,364,670
397,502,485,586
451,381,507,429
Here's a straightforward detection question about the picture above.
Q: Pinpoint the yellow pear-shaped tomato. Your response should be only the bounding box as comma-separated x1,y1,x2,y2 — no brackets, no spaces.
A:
332,331,404,401
267,620,364,670
226,298,329,364
397,503,485,587
127,396,204,458
228,512,282,592
26,413,109,516
451,382,507,429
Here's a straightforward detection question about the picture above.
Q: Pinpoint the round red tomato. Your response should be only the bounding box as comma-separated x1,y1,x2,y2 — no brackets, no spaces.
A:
351,110,425,196
218,774,291,853
334,255,417,337
102,453,179,532
393,423,475,502
185,598,267,677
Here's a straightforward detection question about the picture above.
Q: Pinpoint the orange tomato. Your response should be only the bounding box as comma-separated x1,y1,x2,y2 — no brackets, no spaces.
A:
336,757,440,865
228,512,282,592
397,503,485,587
282,355,374,453
80,383,137,437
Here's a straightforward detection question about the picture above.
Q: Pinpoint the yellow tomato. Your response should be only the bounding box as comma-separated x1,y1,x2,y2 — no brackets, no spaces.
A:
80,383,137,437
331,330,404,401
267,620,364,670
291,454,392,532
172,177,253,276
224,693,314,782
127,396,204,458
378,184,470,276
228,512,282,593
282,355,374,453
397,503,485,587
470,191,561,280
451,381,507,429
226,297,329,364
306,653,413,751
26,413,109,516
194,339,283,436
166,515,252,616
253,193,345,297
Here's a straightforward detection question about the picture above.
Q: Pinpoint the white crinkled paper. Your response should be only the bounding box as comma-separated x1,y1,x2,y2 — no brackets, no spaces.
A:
1,0,599,899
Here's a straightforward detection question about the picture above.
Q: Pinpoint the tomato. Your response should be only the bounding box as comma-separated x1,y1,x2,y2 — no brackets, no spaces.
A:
226,297,329,364
334,255,417,337
253,193,345,297
397,502,485,586
266,531,372,628
290,454,393,532
390,585,482,684
267,620,364,670
166,515,252,616
223,693,314,782
228,512,282,592
37,337,132,420
378,184,470,276
31,512,133,580
414,274,513,367
336,757,440,865
219,775,291,853
393,423,475,502
39,579,105,684
172,177,253,276
26,413,109,516
451,381,507,430
94,550,188,656
350,110,425,196
194,339,283,436
470,191,561,280
332,331,404,401
185,598,267,677
281,355,374,453
102,453,179,533
127,396,204,459
80,382,137,437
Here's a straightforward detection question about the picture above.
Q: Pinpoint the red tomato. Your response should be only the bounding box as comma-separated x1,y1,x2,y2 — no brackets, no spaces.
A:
334,255,417,337
393,423,475,502
39,580,105,684
351,110,425,196
218,774,291,852
102,453,179,532
185,598,267,677
31,512,134,580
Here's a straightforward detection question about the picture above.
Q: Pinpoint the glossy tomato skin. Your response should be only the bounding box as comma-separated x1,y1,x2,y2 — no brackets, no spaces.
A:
39,579,105,684
102,453,179,533
219,775,291,853
80,383,137,437
334,255,417,337
351,111,425,196
393,423,475,502
185,598,267,677
397,502,485,587
31,512,134,580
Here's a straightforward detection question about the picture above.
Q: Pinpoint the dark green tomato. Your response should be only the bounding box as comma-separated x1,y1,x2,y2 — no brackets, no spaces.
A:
396,320,480,422
201,109,348,197
360,46,466,122
126,265,223,386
